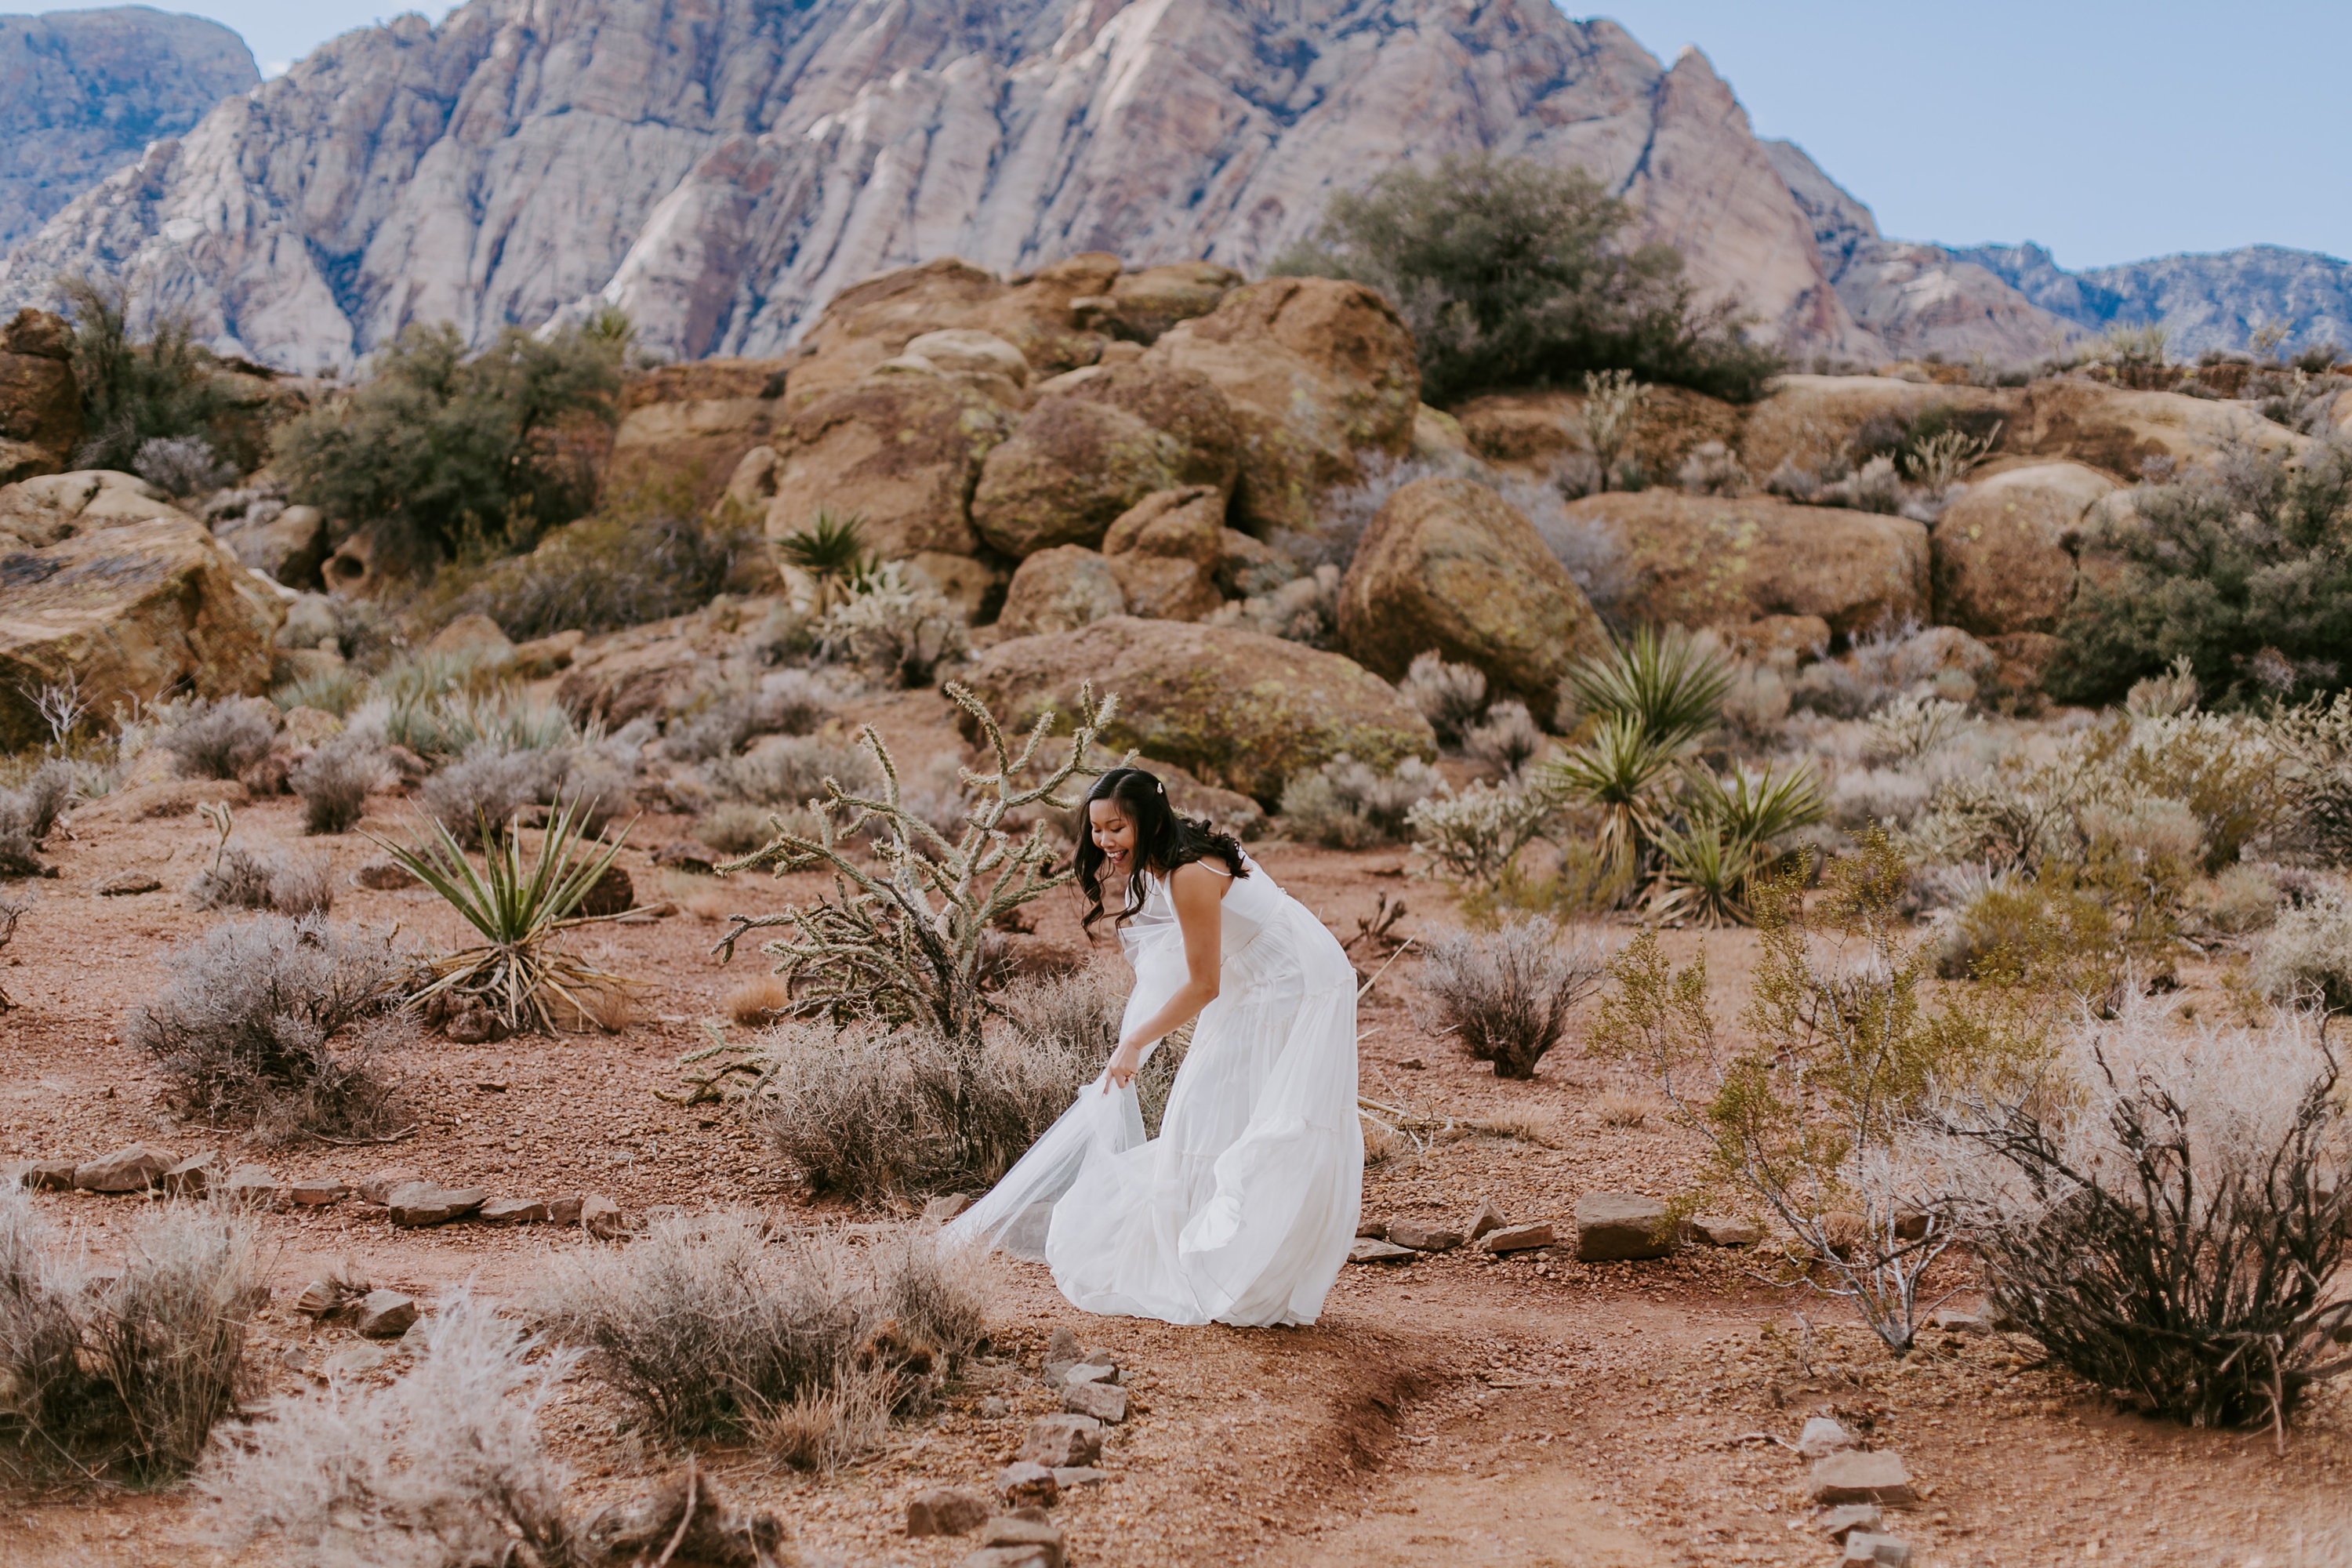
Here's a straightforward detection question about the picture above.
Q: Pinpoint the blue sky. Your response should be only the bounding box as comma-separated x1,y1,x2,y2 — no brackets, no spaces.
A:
42,0,2352,271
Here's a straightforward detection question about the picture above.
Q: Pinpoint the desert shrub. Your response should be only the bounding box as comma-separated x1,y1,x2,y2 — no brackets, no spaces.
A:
996,963,1186,1138
59,274,239,471
1406,779,1556,890
1831,767,1934,831
158,696,280,780
418,744,571,846
0,1189,263,1482
1279,753,1443,848
1720,660,1793,745
1645,762,1828,926
390,687,579,766
273,664,368,718
272,320,623,562
1593,832,2056,1354
1416,918,1611,1079
696,801,792,858
1272,153,1782,403
2265,690,2352,865
0,759,71,877
2201,862,2287,936
1864,695,1975,765
816,563,969,688
706,735,881,811
2253,892,2352,1012
1676,439,1748,495
1207,564,1341,647
2052,439,2352,706
662,670,834,762
1301,454,1629,605
1937,1011,2352,1429
436,499,761,641
133,434,233,497
532,1214,985,1453
1399,652,1488,746
203,1291,578,1567
189,845,335,917
289,733,390,834
126,913,407,1136
1463,700,1545,781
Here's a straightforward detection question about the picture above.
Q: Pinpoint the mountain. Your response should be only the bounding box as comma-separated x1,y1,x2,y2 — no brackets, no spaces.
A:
0,6,258,252
0,0,1889,372
1950,242,2352,358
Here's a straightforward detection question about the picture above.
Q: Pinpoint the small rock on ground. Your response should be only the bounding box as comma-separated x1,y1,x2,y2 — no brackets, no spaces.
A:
1808,1450,1916,1506
1798,1416,1859,1459
354,1289,419,1338
224,1165,285,1207
1818,1504,1883,1541
1843,1532,1913,1566
1481,1221,1555,1254
288,1178,348,1206
1051,1467,1109,1488
995,1462,1058,1508
1574,1192,1670,1261
96,872,162,896
1690,1213,1762,1246
17,1160,76,1191
161,1151,222,1196
356,1167,423,1204
1017,1414,1102,1468
1467,1198,1507,1239
1385,1220,1462,1252
477,1196,548,1223
1062,1380,1127,1423
354,858,419,890
906,1487,989,1537
1348,1237,1416,1264
386,1181,487,1227
74,1143,176,1192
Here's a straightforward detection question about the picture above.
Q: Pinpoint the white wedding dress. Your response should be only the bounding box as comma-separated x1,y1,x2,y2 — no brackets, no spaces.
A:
943,855,1362,1327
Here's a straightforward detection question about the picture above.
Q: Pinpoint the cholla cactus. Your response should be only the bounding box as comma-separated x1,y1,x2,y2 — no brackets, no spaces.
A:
714,682,1118,1047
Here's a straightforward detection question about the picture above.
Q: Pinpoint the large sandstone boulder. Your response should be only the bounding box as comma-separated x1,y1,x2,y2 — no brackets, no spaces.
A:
1338,477,1606,707
1930,461,2118,637
970,400,1194,557
606,359,789,512
1456,384,1747,483
781,259,1014,408
1560,492,1929,638
0,514,278,749
1075,261,1243,343
2006,378,2310,477
1142,278,1418,535
1737,375,2013,480
996,546,1125,638
217,503,328,589
0,310,80,485
961,617,1435,804
1102,487,1225,622
0,469,190,550
764,373,1018,561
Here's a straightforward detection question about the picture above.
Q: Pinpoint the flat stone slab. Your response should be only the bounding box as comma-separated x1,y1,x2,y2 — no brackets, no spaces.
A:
96,872,162,896
1062,1380,1127,1424
1575,1192,1670,1261
1809,1450,1916,1507
1481,1221,1557,1254
385,1181,487,1227
288,1178,349,1206
1386,1220,1463,1252
1845,1532,1913,1566
355,1168,423,1204
223,1166,285,1207
477,1196,548,1223
74,1143,176,1192
1690,1213,1762,1247
1348,1237,1417,1264
1798,1416,1859,1458
1051,1467,1109,1488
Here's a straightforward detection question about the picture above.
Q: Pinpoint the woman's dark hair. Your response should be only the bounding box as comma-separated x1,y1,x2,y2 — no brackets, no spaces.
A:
1075,767,1248,933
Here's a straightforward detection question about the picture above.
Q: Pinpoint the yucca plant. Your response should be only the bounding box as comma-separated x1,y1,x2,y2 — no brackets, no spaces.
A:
1540,713,1677,882
1555,624,1733,754
777,509,878,612
372,790,636,1034
1646,763,1828,927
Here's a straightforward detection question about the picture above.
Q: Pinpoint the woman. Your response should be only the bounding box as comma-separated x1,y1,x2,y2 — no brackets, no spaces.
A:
944,766,1362,1327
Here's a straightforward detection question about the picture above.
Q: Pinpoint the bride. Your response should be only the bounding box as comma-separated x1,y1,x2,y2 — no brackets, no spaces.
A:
943,765,1362,1327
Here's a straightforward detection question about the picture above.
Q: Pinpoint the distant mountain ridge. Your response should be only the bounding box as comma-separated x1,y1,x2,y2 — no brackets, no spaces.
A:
0,0,2337,372
0,6,257,252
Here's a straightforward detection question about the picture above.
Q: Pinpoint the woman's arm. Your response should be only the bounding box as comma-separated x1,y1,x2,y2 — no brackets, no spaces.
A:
1102,862,1227,1091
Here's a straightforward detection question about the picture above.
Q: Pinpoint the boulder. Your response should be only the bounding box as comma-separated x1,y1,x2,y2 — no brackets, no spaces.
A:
766,373,1017,561
996,546,1127,638
1075,260,1243,343
217,503,327,588
1102,487,1225,622
606,358,789,511
971,400,1195,556
425,613,518,668
1140,757,1265,840
1054,362,1242,494
1456,383,1748,482
1142,278,1419,535
0,468,192,550
1930,461,2118,637
1574,1192,1671,1261
0,309,81,485
0,511,279,750
1737,375,2012,480
960,617,1436,804
1337,476,1607,708
784,260,1019,407
2008,378,2310,477
903,328,1030,385
1558,491,1929,640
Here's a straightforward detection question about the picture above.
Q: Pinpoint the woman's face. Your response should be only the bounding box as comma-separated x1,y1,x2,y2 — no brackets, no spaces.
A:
1088,799,1138,875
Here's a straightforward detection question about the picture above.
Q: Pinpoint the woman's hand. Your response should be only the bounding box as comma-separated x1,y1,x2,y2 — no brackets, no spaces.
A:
1103,1037,1145,1091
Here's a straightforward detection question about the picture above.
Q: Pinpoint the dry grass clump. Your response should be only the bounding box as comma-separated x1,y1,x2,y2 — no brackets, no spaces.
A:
419,744,572,847
1472,1105,1565,1145
0,1190,263,1483
0,758,71,877
662,670,835,762
1595,1090,1661,1128
1416,918,1613,1079
1399,652,1488,746
724,975,794,1027
202,1291,579,1567
703,735,880,814
2253,890,2352,1012
1279,753,1443,848
188,844,334,916
289,733,392,834
531,1214,985,1464
158,697,281,780
125,913,410,1138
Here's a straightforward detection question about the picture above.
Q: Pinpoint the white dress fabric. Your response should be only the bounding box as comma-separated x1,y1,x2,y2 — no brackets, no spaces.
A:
943,855,1362,1327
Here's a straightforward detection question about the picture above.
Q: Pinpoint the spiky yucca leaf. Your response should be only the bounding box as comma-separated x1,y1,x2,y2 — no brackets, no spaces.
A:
1556,625,1733,755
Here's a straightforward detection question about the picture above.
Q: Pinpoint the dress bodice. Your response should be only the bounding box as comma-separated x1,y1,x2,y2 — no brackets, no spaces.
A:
1120,856,1278,966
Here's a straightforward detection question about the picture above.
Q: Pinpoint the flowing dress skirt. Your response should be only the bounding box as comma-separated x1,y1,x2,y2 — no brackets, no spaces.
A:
942,862,1361,1327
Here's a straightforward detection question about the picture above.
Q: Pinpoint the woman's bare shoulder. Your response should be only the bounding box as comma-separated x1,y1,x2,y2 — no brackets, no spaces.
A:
1166,859,1236,899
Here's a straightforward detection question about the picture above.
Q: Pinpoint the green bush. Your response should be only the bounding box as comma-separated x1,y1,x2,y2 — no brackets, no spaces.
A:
431,495,760,641
271,321,623,563
1272,154,1783,405
59,276,240,473
2052,440,2352,706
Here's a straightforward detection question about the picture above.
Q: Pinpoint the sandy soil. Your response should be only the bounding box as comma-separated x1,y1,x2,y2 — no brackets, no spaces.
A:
3,693,2349,1568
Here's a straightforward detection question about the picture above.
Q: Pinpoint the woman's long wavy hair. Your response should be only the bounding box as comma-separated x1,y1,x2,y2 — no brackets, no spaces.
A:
1076,767,1248,934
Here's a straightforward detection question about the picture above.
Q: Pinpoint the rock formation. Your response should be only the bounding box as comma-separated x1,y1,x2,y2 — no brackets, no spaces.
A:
0,7,257,252
0,0,1893,372
1955,241,2352,359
